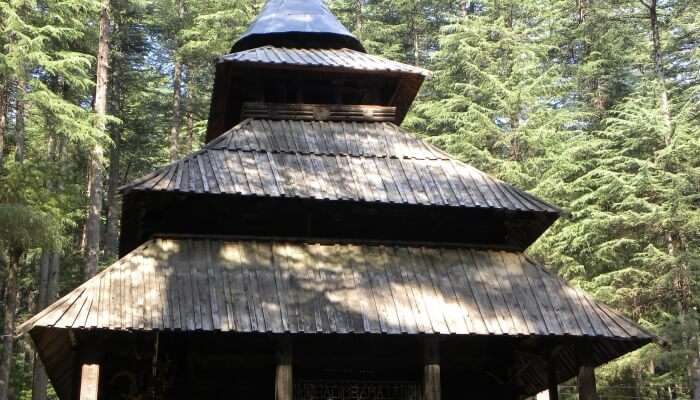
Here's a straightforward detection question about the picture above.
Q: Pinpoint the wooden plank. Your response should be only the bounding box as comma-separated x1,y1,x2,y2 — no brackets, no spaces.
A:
335,155,360,200
179,240,196,330
422,248,467,334
350,246,382,333
240,151,265,196
460,250,501,334
413,159,444,205
535,258,579,334
439,161,474,206
382,247,419,333
576,343,599,400
298,154,323,199
471,250,513,334
407,247,449,333
240,241,266,331
272,244,293,332
489,252,529,334
275,338,293,400
253,242,284,332
155,244,173,329
107,264,124,329
519,254,563,335
222,241,251,331
256,152,280,197
498,251,546,334
224,151,250,194
423,338,440,400
548,356,559,400
202,240,221,330
210,150,236,193
395,247,435,334
142,253,157,330
365,245,401,333
78,364,100,400
309,155,335,200
241,102,397,122
398,158,431,204
386,158,417,204
284,244,317,333
374,157,403,203
439,249,479,334
209,240,233,331
426,161,459,206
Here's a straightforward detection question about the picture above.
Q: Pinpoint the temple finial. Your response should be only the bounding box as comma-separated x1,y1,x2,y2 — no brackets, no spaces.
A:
232,0,365,52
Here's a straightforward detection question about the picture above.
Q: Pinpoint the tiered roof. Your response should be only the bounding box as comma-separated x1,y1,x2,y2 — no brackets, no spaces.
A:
20,1,655,399
20,238,653,397
123,119,558,214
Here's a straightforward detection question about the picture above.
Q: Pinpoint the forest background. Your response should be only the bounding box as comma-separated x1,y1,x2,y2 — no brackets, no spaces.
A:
0,0,698,399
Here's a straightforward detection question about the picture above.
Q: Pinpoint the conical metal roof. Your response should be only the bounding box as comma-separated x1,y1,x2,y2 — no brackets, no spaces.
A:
232,0,365,52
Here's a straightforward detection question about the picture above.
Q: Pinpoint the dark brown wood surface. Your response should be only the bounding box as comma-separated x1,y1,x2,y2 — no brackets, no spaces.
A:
123,119,559,215
241,103,396,122
21,238,653,342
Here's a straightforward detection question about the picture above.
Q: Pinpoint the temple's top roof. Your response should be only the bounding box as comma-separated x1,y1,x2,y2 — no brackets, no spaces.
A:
219,46,431,77
231,0,364,53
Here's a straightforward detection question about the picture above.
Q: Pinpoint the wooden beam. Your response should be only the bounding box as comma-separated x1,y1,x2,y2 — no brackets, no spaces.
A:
578,366,597,400
241,102,397,122
275,337,293,400
423,337,440,400
576,342,598,400
548,357,559,400
78,363,99,400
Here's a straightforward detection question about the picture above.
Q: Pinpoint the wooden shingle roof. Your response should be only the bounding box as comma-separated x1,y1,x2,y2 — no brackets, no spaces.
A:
121,119,560,214
19,237,651,339
20,237,653,397
219,46,431,77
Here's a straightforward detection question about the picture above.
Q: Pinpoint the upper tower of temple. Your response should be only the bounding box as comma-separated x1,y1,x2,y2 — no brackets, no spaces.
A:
206,0,430,142
119,0,560,256
231,0,365,52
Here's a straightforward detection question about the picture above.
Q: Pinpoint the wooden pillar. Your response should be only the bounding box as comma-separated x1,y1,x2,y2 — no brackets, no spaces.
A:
78,363,100,400
275,337,293,400
576,342,598,400
423,337,440,400
578,366,597,400
548,357,559,400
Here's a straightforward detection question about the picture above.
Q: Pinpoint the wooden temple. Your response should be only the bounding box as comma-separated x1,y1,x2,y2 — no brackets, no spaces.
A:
19,0,655,399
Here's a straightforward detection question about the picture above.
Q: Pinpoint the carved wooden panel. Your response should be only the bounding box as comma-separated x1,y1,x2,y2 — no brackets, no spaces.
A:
294,381,420,400
241,103,397,122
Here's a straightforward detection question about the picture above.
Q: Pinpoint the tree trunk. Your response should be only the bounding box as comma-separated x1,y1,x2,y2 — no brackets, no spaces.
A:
30,251,55,400
355,0,363,38
0,85,6,165
169,0,184,161
0,249,21,400
647,0,673,144
104,60,122,259
86,0,110,278
169,60,182,161
14,78,26,163
104,126,120,258
185,67,194,153
693,345,700,400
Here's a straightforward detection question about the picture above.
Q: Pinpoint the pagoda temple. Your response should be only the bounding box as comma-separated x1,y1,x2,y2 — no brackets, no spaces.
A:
19,1,655,399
